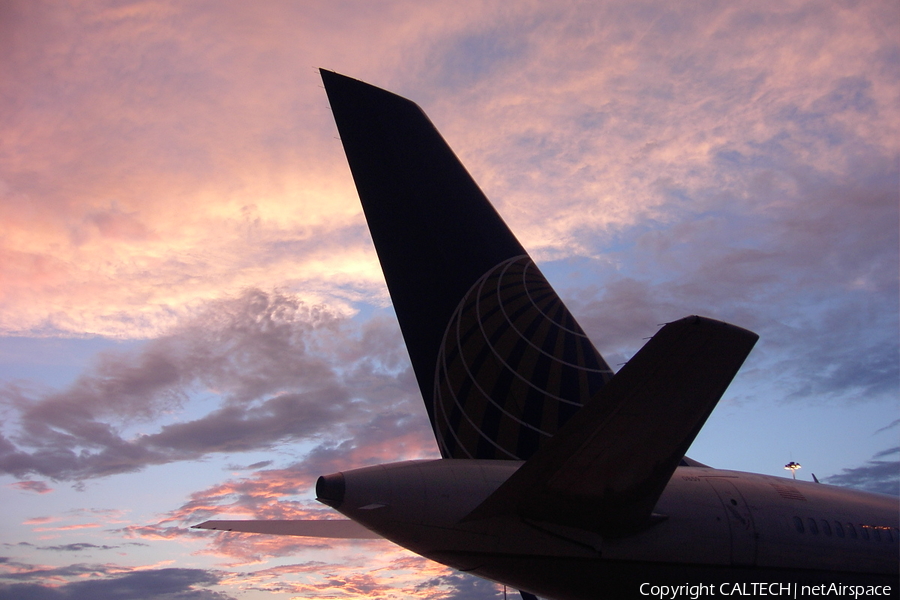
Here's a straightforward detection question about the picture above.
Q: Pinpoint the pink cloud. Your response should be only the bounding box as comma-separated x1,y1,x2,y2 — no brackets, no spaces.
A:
22,515,55,525
0,0,895,345
33,522,102,532
215,543,493,597
10,480,52,494
0,2,896,599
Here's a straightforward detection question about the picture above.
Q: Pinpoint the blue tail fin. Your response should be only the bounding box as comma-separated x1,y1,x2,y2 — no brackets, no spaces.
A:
322,70,613,460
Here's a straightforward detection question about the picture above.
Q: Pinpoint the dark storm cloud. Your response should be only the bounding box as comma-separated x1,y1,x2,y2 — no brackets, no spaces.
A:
0,289,427,481
0,568,234,600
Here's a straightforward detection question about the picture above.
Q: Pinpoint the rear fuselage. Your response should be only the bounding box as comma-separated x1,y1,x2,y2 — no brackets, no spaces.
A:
323,460,898,599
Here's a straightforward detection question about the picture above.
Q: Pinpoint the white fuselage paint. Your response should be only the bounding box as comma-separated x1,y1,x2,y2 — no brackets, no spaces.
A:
329,460,898,597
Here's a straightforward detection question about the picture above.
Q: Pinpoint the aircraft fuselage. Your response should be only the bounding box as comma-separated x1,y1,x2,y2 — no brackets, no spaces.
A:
319,460,898,599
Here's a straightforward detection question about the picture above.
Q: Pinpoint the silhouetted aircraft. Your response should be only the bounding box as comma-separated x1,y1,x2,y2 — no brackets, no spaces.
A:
195,71,899,600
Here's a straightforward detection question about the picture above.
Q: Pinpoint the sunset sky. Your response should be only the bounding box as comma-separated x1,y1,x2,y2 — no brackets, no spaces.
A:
1,1,898,598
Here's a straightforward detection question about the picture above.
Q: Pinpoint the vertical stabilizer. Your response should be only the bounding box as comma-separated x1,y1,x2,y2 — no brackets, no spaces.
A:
322,70,613,460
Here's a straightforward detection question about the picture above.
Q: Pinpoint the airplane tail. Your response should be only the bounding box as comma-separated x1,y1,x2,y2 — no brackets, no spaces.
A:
322,70,614,460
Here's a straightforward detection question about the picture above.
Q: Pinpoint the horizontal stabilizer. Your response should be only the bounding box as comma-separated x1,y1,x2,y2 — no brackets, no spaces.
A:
463,316,758,536
191,519,382,539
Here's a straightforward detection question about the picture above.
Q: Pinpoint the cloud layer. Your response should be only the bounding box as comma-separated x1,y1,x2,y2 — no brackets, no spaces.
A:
2,1,897,339
824,446,900,496
0,567,233,600
0,290,432,481
1,1,897,599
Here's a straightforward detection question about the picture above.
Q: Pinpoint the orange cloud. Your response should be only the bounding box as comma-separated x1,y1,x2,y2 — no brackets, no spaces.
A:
2,1,896,340
215,542,498,598
1,3,896,599
33,522,102,532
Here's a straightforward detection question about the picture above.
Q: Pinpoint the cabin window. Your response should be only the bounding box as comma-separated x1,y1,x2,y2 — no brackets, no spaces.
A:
860,525,869,540
834,521,844,538
885,528,894,543
808,518,819,534
872,527,881,542
793,516,804,533
847,523,857,539
821,520,831,536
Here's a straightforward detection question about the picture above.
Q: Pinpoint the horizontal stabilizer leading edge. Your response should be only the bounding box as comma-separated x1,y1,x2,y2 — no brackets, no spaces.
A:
463,316,758,536
191,519,382,539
